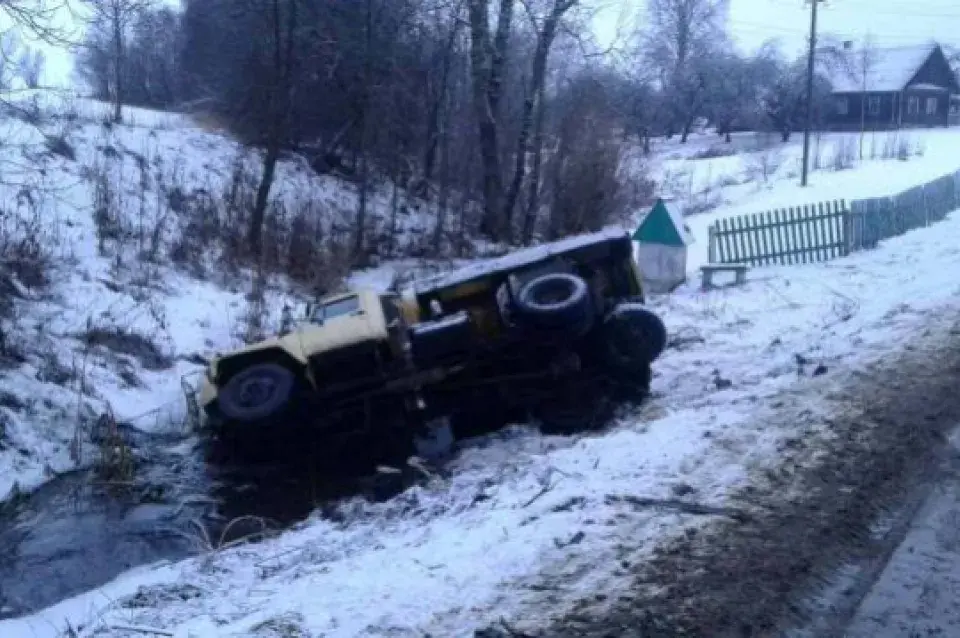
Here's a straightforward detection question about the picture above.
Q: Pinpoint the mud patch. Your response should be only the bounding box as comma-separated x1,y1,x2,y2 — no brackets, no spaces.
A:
539,314,960,637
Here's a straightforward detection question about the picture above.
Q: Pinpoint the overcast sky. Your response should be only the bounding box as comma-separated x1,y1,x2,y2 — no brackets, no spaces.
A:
11,0,960,90
593,0,960,58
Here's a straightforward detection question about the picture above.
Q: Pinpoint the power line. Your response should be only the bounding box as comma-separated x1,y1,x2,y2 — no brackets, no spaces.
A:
728,18,958,39
725,19,960,45
769,0,960,18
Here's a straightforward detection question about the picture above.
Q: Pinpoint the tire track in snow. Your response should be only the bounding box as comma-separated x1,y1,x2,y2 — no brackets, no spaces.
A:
536,309,960,637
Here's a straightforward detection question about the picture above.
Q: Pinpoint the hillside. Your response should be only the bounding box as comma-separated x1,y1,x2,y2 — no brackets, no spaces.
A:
2,91,960,635
0,91,455,503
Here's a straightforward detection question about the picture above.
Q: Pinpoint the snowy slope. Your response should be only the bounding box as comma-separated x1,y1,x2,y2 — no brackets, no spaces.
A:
638,128,960,269
6,113,960,634
4,92,960,634
0,91,444,503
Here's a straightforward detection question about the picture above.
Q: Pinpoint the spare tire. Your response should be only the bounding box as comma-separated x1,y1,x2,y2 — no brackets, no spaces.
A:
217,362,297,422
602,303,668,372
514,273,594,337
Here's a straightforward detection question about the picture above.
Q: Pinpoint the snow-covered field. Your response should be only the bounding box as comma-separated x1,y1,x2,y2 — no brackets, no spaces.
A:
642,127,960,268
3,93,960,635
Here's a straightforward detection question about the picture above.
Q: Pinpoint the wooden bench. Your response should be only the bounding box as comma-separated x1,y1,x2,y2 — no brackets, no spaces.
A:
700,263,749,291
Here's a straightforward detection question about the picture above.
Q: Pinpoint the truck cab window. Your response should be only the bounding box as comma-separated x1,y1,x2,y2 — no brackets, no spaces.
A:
313,294,360,322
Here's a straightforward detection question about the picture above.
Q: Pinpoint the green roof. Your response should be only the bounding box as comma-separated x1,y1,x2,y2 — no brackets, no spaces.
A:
632,199,690,246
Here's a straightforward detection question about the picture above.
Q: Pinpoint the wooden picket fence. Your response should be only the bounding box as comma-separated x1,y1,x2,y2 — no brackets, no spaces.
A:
708,200,849,266
705,168,960,269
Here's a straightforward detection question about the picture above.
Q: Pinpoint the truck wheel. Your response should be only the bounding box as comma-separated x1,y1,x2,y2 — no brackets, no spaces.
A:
534,384,615,435
217,362,297,422
602,304,667,373
515,273,594,336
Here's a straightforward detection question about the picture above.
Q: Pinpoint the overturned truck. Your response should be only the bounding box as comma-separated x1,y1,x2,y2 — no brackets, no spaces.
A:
197,227,668,467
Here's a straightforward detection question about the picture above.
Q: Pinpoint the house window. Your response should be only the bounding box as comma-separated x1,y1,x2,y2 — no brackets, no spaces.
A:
835,97,849,115
867,96,880,116
926,97,938,115
908,96,920,115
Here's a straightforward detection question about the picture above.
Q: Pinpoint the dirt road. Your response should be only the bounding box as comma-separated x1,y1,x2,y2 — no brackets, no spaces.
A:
538,307,960,637
840,466,960,637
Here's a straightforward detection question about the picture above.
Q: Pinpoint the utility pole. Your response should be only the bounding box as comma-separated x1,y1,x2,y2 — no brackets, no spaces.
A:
801,0,822,187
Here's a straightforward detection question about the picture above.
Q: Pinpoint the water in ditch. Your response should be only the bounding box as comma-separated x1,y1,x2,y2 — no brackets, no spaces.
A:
0,424,381,620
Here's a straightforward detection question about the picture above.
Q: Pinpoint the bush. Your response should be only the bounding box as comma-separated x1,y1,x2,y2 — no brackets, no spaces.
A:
830,136,857,171
690,145,738,160
81,325,173,371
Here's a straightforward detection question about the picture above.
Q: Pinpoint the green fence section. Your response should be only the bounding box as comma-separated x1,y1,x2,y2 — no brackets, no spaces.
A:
706,168,960,267
707,201,848,267
847,171,960,251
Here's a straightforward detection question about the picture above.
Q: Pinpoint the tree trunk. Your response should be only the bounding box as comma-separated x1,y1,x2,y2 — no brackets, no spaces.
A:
387,147,400,258
504,3,562,238
354,0,375,261
521,83,546,245
467,0,512,240
421,17,462,192
248,0,293,258
249,144,280,258
112,8,124,123
355,138,369,259
432,112,451,253
680,110,697,143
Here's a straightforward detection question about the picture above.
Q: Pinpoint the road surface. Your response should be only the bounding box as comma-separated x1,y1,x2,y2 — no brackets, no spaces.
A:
537,311,960,637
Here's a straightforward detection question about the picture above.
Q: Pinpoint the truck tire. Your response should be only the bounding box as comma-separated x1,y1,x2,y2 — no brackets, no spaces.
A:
514,273,594,337
534,379,615,435
602,303,667,373
217,362,297,422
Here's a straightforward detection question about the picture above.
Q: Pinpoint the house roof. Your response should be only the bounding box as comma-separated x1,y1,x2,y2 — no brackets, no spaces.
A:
633,199,694,246
824,42,941,93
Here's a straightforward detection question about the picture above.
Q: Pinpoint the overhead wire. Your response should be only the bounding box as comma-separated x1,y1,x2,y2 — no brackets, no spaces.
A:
766,0,960,19
723,17,959,45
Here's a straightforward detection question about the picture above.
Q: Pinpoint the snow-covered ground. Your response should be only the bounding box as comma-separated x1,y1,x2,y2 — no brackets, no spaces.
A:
0,90,448,503
4,92,960,635
641,128,960,268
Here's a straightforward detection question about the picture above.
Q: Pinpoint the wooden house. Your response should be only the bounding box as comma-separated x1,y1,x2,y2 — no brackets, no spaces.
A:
822,42,960,131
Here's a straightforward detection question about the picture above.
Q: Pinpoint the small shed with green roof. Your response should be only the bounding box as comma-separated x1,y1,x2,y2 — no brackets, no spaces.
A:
632,197,694,293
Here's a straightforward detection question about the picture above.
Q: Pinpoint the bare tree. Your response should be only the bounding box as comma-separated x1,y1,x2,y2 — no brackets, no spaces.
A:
1,1,78,47
545,69,639,239
82,0,156,123
467,0,515,240
0,29,21,90
248,0,298,260
853,37,878,160
415,0,465,197
639,0,729,142
17,46,44,88
704,51,778,142
502,0,578,236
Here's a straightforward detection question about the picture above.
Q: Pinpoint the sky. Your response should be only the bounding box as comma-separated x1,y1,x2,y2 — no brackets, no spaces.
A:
592,0,960,59
5,0,960,90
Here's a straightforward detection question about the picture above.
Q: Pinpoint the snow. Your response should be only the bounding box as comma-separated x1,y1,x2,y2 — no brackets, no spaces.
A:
0,92,438,503
6,93,960,636
825,43,938,93
643,127,960,270
11,204,960,636
412,226,629,294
